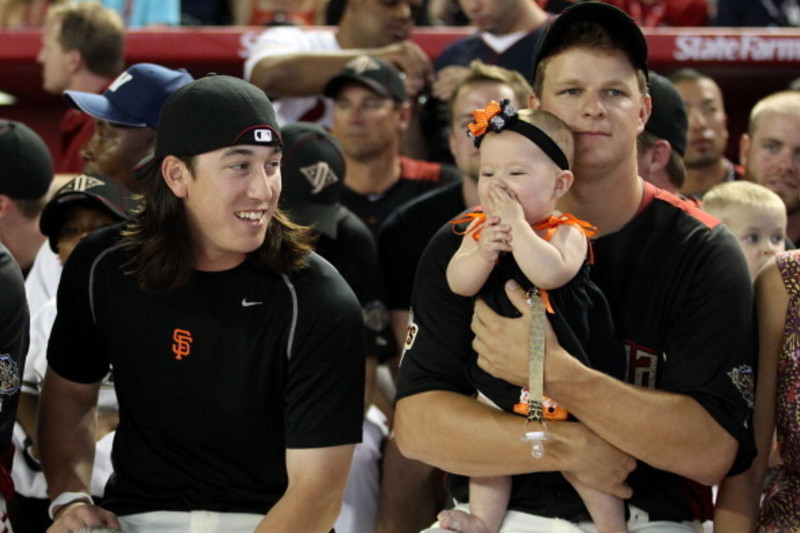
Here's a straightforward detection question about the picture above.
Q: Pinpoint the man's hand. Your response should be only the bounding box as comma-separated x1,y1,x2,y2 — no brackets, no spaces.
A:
47,503,121,533
432,65,470,101
559,423,635,499
471,280,531,387
472,279,577,388
377,41,432,98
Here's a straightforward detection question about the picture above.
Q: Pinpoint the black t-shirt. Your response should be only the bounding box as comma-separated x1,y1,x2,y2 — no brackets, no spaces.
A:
378,180,466,311
340,156,461,238
48,227,365,516
316,205,391,358
0,243,27,457
396,183,757,522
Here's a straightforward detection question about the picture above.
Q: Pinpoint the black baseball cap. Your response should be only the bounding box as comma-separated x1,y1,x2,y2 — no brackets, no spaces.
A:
279,122,345,239
323,55,406,103
531,2,649,81
135,75,282,179
0,120,53,200
646,72,687,156
40,173,136,253
64,63,194,130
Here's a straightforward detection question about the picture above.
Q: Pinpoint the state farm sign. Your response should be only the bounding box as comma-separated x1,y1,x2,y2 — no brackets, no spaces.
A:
674,35,800,62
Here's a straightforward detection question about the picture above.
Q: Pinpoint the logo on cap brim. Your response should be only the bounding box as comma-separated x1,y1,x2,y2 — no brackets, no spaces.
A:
255,129,273,143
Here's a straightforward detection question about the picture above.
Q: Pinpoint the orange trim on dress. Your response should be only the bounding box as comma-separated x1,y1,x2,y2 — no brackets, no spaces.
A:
449,210,597,314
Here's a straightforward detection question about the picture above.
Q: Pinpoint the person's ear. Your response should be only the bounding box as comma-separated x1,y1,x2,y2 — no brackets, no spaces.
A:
553,170,573,199
638,93,652,134
0,195,10,220
396,101,412,133
650,139,672,173
528,93,541,110
161,156,190,198
739,133,751,169
65,48,82,74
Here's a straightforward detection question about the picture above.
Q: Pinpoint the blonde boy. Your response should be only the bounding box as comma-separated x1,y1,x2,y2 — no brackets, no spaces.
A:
703,181,787,281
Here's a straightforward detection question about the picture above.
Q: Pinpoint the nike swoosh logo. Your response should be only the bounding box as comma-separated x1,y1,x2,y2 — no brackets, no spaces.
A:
241,298,264,307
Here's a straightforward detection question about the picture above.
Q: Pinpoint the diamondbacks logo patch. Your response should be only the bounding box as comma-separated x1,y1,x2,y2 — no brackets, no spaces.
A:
363,300,389,332
0,354,20,413
61,174,105,193
301,161,340,194
345,55,381,74
728,364,755,408
172,329,193,360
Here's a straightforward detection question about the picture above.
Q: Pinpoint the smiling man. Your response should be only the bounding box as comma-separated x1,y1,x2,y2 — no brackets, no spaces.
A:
739,90,800,246
38,76,365,533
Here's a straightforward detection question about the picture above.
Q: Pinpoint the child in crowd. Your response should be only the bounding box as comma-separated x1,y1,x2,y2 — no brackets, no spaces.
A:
702,180,787,282
440,100,627,533
12,173,134,528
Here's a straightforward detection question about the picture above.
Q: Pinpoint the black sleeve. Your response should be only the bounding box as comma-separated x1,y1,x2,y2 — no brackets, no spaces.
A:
47,232,113,384
395,224,476,400
0,245,28,454
659,226,757,475
285,257,366,448
378,209,417,311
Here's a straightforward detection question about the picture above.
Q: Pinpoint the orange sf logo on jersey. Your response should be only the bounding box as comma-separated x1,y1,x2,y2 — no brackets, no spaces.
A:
172,329,193,360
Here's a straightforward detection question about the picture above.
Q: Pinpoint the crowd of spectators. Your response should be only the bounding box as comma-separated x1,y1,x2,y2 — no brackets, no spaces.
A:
1,1,800,533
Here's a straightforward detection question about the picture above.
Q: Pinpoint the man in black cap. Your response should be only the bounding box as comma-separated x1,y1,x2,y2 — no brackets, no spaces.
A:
0,120,54,277
0,241,28,533
325,54,460,238
395,2,756,531
10,173,135,533
637,72,689,195
280,122,384,533
39,76,365,533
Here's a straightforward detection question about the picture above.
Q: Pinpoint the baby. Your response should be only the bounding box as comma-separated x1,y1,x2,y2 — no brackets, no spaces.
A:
440,100,628,533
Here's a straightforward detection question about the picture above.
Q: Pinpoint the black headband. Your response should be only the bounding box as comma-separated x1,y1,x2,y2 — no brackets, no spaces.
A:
467,99,570,171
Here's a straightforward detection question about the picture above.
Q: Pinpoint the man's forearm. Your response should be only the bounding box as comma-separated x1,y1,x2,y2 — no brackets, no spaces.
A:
394,389,636,500
547,354,737,485
256,445,355,533
396,391,565,476
39,369,99,497
251,52,372,97
255,484,344,533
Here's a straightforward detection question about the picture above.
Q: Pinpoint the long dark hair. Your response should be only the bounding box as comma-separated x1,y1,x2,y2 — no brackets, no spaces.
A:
120,157,315,293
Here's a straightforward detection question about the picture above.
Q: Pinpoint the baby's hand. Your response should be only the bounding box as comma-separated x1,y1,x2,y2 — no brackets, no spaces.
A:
486,183,524,224
477,216,512,262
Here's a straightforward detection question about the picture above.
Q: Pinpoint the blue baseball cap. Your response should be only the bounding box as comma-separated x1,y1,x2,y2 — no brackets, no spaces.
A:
63,63,194,130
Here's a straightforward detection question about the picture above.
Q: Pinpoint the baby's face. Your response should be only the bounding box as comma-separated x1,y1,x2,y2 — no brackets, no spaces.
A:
56,205,120,265
718,204,787,282
477,130,564,224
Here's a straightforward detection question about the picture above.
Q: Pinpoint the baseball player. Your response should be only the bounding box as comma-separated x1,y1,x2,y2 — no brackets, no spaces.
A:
39,75,365,533
394,3,756,531
0,243,27,533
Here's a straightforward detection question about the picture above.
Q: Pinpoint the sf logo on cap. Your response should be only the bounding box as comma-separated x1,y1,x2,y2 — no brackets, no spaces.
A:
254,129,273,143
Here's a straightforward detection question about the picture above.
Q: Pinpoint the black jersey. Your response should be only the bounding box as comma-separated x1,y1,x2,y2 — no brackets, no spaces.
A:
316,205,393,358
340,156,460,238
378,180,466,311
48,226,365,516
396,183,757,522
0,244,27,457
